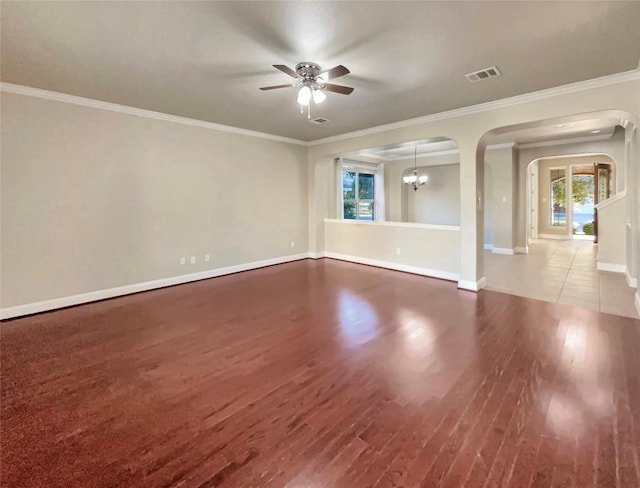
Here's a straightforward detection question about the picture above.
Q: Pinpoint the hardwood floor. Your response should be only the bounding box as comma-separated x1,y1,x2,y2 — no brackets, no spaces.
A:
2,258,640,487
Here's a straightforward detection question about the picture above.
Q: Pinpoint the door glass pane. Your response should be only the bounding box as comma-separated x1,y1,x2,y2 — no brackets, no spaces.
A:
598,168,609,202
343,201,356,220
550,168,566,227
358,173,375,200
358,202,374,221
343,171,356,200
571,173,594,237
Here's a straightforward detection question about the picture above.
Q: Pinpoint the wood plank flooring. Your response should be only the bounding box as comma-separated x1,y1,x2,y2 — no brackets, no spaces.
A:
2,258,640,487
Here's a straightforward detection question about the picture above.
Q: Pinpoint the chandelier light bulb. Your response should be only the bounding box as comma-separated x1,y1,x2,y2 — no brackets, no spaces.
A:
403,174,417,184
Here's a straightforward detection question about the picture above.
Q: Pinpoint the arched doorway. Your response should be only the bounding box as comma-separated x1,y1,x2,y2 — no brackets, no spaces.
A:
476,111,638,317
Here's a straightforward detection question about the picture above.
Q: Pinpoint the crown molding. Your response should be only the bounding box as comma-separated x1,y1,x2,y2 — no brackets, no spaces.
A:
0,82,308,146
518,133,611,149
355,143,512,162
486,142,516,150
388,149,460,161
3,69,638,148
307,69,640,146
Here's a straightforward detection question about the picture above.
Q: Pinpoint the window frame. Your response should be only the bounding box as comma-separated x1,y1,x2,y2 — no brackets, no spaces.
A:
549,166,567,228
338,160,383,221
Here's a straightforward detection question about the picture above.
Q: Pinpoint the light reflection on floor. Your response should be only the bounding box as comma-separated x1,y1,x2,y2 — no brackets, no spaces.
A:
336,289,380,348
543,314,614,440
397,308,438,358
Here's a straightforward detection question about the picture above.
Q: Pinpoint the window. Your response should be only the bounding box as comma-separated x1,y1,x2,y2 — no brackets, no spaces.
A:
342,169,375,220
337,159,384,221
550,167,566,227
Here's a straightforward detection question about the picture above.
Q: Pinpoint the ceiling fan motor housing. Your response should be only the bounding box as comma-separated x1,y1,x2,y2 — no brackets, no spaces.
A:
296,62,321,81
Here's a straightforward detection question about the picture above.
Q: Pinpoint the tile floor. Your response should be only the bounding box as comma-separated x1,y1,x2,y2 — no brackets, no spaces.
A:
484,239,638,318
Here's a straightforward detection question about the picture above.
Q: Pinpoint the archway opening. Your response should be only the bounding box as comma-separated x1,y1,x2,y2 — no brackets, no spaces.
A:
476,110,638,317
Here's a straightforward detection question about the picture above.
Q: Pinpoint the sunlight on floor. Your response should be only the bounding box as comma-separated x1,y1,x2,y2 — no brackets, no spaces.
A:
484,239,637,318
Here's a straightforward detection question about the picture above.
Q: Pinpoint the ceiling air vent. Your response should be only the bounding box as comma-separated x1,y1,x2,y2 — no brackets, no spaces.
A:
465,66,501,83
310,117,329,124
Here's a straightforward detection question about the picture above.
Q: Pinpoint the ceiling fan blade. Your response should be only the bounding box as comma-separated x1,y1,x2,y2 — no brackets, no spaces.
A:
323,83,354,95
272,64,298,78
319,65,350,81
259,84,294,90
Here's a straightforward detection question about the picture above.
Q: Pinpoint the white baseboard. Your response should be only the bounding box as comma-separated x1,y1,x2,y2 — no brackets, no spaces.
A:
307,251,324,259
538,234,571,240
483,243,493,250
322,252,459,282
515,246,529,254
635,292,640,318
625,267,638,288
492,247,515,255
458,276,486,292
596,262,626,273
0,253,310,320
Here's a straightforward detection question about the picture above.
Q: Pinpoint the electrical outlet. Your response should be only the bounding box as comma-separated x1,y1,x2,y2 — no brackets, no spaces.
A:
190,256,196,264
396,248,401,255
180,257,186,265
290,241,295,248
204,254,210,262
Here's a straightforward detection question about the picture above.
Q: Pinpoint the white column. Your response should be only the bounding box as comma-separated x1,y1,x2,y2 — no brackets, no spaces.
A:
457,136,485,291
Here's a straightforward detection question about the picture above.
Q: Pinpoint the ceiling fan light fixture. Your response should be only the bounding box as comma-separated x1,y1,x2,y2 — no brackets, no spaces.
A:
261,62,353,115
297,86,311,105
312,89,326,104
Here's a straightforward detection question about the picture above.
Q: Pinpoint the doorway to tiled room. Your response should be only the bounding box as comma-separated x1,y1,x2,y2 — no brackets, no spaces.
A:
484,239,637,318
481,116,636,318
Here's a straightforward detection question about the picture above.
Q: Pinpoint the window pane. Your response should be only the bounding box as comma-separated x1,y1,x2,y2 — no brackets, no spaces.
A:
598,168,609,202
358,201,374,221
550,168,566,227
358,173,375,200
344,201,356,220
571,174,594,235
343,171,356,200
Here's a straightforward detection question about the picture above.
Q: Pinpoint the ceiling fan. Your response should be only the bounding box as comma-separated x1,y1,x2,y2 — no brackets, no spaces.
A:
260,62,354,118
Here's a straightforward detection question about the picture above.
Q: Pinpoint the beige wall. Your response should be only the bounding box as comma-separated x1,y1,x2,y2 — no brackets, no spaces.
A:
535,154,615,239
308,78,640,286
596,194,626,266
385,153,459,223
516,132,625,247
1,92,308,307
2,76,639,309
406,164,460,226
324,219,460,278
484,146,517,250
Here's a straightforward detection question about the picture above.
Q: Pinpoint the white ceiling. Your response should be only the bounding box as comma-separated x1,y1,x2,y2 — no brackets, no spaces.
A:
2,1,639,141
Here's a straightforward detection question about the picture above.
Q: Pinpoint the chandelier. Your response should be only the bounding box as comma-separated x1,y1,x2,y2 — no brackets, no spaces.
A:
403,145,428,191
